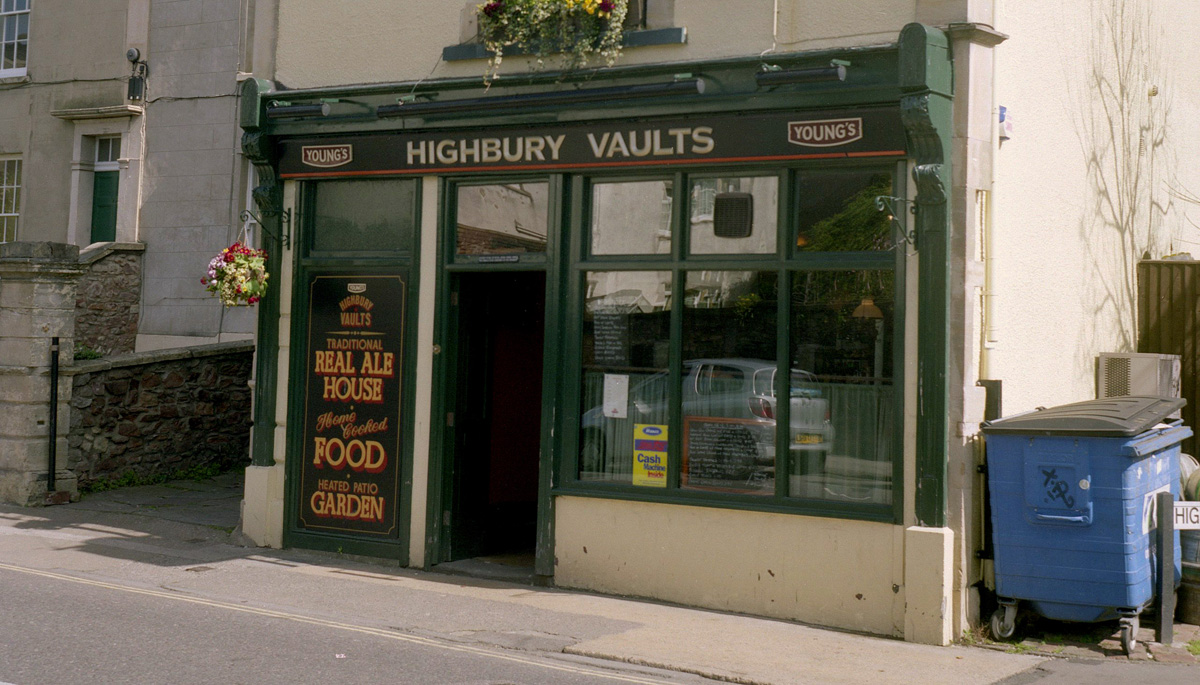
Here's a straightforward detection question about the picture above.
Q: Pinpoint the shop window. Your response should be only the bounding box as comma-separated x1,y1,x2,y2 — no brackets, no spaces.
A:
571,166,899,518
788,270,894,504
455,182,548,256
0,0,29,78
795,170,893,251
0,157,19,242
310,178,417,253
680,271,777,495
689,176,778,255
579,270,671,483
590,179,673,256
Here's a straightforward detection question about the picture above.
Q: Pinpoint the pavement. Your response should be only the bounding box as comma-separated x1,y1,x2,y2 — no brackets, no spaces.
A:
0,470,1196,684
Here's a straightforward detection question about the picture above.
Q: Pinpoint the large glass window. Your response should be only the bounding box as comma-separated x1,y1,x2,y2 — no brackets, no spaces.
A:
0,157,19,242
680,271,777,495
590,179,673,256
579,271,671,483
0,0,29,78
788,271,894,504
456,182,548,256
689,176,778,255
310,178,417,253
572,166,900,518
795,169,893,251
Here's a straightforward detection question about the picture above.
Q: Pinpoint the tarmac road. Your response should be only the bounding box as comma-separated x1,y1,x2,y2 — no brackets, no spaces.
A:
0,475,1053,684
0,561,716,685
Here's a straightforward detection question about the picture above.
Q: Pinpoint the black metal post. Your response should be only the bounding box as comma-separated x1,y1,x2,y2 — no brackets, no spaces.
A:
1156,490,1175,644
47,336,59,494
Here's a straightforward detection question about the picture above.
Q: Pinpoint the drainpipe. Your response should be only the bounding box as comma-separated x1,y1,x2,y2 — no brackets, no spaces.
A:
46,337,61,503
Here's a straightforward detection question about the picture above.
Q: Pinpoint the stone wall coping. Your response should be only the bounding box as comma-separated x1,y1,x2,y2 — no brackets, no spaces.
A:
79,242,147,266
0,242,85,275
64,340,256,376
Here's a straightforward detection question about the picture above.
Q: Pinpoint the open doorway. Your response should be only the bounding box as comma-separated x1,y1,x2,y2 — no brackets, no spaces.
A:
439,270,546,580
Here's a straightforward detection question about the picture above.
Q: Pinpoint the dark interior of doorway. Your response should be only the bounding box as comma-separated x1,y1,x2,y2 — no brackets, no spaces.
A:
440,271,545,582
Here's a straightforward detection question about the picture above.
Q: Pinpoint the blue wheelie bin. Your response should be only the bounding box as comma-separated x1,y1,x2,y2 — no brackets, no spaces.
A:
981,396,1190,653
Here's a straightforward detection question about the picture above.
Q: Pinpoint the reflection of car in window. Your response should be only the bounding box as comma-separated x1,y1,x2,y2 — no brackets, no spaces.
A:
580,359,833,479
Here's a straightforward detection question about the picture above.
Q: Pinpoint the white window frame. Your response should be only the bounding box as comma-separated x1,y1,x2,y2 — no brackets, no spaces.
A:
0,156,19,242
0,0,30,79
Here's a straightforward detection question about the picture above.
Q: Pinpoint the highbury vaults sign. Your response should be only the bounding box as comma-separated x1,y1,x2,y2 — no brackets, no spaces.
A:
279,107,905,178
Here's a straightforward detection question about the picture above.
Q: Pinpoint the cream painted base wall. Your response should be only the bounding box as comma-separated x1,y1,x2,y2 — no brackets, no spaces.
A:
555,496,917,638
241,463,285,548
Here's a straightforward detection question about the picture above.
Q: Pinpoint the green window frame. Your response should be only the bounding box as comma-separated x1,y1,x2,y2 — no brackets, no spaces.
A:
559,163,906,522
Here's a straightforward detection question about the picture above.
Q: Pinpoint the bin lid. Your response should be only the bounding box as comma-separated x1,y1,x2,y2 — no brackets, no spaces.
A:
980,395,1186,437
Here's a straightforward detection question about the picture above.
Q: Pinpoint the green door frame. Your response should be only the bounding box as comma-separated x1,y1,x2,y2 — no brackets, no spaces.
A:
425,175,565,578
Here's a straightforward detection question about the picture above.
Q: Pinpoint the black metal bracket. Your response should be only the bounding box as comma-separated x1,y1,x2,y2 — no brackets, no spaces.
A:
240,207,292,250
874,195,917,249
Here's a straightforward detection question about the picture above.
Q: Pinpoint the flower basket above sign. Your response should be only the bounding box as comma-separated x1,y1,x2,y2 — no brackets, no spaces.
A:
202,242,269,306
477,0,629,84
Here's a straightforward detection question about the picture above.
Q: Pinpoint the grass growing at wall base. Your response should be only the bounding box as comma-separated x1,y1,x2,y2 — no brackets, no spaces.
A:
79,462,227,495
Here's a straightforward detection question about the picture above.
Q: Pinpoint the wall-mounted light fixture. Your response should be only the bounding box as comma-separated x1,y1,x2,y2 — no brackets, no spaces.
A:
756,60,848,87
376,77,706,118
265,102,332,120
126,48,148,101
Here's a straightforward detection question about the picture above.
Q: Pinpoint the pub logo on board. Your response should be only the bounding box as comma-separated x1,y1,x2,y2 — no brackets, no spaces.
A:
302,144,354,168
787,118,863,147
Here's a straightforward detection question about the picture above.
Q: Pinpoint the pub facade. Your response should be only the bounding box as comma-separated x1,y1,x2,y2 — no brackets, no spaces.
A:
237,3,992,645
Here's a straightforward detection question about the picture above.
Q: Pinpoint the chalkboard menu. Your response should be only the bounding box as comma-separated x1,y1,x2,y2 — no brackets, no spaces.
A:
592,309,629,366
298,274,406,536
682,417,774,495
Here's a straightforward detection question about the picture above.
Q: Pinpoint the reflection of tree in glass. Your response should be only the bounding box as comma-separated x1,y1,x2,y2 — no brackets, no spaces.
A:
798,175,892,252
791,270,893,379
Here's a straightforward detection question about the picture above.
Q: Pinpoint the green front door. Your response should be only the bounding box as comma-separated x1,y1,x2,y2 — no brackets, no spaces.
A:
90,171,118,243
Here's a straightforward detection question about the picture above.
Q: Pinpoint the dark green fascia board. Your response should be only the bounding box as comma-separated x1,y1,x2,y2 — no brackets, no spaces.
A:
442,27,687,61
897,23,953,529
240,44,907,137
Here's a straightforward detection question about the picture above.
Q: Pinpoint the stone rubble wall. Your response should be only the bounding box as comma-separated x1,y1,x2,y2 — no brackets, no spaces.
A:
74,243,144,356
66,341,254,488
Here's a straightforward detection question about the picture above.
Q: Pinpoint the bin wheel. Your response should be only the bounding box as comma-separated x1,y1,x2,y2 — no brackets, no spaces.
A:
990,606,1017,640
1119,616,1139,655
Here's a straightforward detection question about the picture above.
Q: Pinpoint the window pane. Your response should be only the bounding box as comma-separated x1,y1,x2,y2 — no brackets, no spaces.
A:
311,178,417,253
689,176,777,255
796,169,894,252
680,271,777,495
579,270,672,484
788,270,894,504
591,179,673,255
455,182,547,256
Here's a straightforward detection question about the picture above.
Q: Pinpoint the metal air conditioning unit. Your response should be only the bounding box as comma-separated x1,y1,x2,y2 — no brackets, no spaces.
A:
1097,353,1182,415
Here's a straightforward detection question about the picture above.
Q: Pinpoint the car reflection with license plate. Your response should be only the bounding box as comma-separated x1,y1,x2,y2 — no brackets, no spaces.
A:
580,359,833,479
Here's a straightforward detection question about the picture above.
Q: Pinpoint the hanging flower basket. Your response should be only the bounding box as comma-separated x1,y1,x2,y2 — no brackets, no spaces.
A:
202,242,269,306
477,0,628,84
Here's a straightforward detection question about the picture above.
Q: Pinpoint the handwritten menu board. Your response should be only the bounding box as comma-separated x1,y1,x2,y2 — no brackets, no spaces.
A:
298,275,405,536
682,417,774,495
592,309,629,366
